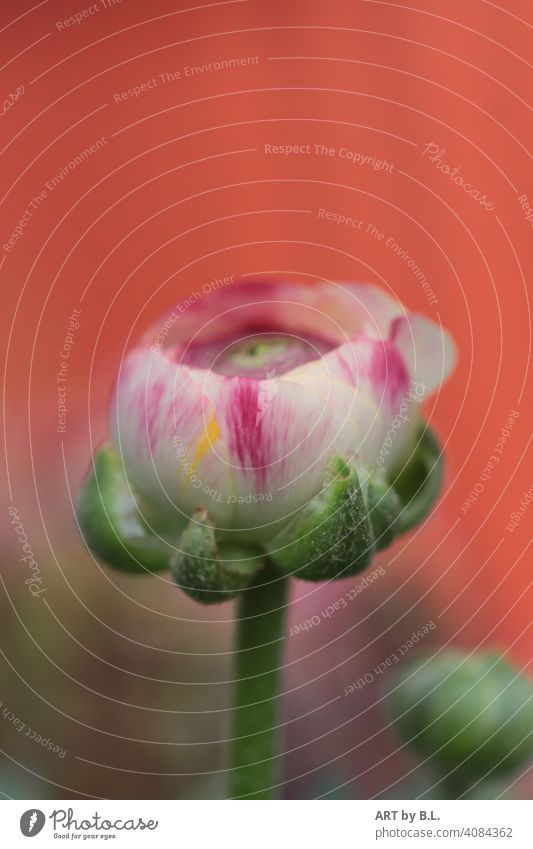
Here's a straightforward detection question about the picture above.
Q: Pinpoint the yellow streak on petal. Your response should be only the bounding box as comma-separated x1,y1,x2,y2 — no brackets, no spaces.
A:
187,414,220,479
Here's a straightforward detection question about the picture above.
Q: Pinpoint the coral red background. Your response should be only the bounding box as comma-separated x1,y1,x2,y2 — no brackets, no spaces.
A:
1,0,531,799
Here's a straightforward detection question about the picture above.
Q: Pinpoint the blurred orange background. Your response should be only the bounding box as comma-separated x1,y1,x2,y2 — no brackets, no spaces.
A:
1,0,531,799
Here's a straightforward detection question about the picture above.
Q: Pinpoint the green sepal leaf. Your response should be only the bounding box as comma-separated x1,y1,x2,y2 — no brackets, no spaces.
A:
385,651,533,787
171,509,264,604
390,424,444,533
367,476,403,550
77,443,173,574
268,457,375,582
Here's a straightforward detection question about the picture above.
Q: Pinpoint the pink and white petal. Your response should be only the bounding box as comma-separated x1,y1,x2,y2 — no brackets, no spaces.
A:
290,335,410,409
391,314,456,395
144,280,339,350
111,349,236,526
203,374,374,536
282,357,414,475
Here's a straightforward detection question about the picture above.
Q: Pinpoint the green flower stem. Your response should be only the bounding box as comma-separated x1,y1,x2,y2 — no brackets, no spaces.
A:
229,559,289,799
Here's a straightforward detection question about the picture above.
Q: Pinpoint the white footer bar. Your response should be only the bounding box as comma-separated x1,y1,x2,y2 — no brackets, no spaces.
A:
2,799,531,848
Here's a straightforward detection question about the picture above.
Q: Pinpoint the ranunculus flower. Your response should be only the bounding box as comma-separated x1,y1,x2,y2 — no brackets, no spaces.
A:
79,280,455,596
78,278,456,801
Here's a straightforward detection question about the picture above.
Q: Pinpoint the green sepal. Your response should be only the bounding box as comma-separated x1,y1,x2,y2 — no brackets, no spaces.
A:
77,443,173,574
268,457,375,582
171,509,263,604
390,425,443,533
385,651,533,788
367,476,403,550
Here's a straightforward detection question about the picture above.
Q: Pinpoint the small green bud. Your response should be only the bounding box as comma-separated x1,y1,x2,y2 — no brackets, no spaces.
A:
171,509,263,604
386,651,533,787
77,444,173,573
268,457,375,581
367,476,403,550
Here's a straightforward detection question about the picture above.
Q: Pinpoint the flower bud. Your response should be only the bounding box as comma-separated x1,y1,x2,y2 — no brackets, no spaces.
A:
77,279,454,594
